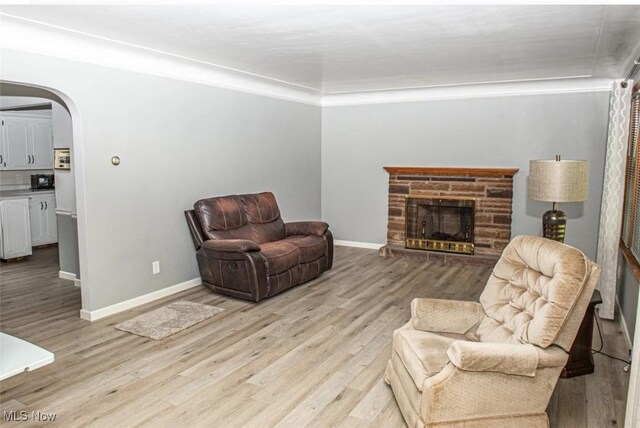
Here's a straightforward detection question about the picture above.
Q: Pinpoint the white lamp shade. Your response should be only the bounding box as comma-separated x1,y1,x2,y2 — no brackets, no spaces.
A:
528,159,589,202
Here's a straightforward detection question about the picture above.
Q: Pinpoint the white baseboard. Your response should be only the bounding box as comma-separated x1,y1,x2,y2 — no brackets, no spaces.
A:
74,279,81,288
334,240,384,250
616,296,633,352
59,271,76,281
79,277,203,322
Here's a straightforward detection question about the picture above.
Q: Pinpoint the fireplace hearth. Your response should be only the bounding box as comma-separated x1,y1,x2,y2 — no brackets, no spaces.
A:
406,197,475,254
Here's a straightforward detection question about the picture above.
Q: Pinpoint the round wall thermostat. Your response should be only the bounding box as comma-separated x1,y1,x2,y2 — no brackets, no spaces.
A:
111,156,121,166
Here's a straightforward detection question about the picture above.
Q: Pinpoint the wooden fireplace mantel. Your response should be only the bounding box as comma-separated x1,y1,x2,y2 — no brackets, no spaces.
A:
383,166,519,177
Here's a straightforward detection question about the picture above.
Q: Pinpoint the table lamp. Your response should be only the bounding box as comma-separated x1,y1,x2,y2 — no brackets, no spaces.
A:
528,155,589,242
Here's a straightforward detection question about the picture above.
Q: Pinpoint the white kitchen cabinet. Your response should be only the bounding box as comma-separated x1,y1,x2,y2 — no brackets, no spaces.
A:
2,118,29,169
0,118,3,170
0,198,33,260
0,118,7,171
31,120,54,169
0,115,53,170
29,193,57,246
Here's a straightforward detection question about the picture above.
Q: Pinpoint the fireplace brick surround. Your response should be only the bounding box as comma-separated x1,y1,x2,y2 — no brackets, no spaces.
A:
380,166,519,265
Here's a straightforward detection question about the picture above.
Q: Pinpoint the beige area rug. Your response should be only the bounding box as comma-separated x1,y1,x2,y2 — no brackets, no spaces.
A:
115,300,225,340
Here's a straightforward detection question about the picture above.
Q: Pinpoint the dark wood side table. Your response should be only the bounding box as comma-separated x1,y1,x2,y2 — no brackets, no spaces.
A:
561,289,602,378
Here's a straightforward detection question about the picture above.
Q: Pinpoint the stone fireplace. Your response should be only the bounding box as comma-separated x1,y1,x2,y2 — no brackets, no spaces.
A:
380,166,518,264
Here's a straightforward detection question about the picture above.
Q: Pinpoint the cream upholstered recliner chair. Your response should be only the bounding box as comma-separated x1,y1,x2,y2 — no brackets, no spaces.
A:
385,235,601,428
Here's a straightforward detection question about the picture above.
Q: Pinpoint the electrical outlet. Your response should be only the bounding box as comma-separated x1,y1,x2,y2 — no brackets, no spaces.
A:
152,261,160,275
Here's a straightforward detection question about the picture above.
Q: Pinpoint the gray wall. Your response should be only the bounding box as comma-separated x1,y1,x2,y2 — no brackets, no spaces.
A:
1,49,321,311
321,92,611,260
617,254,639,344
56,214,78,276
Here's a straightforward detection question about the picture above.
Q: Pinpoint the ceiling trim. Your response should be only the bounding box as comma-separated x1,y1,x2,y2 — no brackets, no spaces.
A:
0,13,322,106
0,13,614,108
321,78,613,106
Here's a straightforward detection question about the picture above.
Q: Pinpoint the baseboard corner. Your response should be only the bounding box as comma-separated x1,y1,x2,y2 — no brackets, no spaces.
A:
59,270,77,281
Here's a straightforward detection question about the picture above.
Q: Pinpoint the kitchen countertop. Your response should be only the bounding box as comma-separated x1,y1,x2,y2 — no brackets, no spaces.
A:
0,189,55,200
0,332,54,381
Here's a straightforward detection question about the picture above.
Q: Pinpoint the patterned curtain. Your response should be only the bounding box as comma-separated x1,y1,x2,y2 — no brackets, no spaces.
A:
596,79,633,320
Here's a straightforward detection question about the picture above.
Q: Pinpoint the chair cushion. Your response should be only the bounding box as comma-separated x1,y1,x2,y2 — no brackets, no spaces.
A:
478,235,592,348
241,192,281,224
393,329,462,392
285,221,329,237
284,235,327,263
260,241,299,275
194,195,247,236
241,192,285,244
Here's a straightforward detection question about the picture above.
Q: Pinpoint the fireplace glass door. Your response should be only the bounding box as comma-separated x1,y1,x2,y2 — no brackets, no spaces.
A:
405,197,475,254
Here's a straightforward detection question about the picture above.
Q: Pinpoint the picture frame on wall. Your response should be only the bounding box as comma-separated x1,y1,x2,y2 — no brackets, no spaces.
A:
54,148,71,170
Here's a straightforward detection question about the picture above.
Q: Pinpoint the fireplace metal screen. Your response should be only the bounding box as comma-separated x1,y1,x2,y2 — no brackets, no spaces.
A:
405,197,475,254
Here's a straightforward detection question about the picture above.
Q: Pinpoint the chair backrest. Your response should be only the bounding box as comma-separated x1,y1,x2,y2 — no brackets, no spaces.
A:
193,192,285,244
476,235,600,351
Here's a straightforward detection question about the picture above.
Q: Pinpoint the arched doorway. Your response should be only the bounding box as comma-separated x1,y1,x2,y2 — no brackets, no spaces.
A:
0,80,90,313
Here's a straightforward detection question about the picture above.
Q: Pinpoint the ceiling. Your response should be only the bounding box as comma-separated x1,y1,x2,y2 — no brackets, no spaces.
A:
1,5,640,94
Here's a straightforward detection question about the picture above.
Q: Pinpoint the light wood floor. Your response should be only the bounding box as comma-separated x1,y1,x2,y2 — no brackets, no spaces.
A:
0,246,630,427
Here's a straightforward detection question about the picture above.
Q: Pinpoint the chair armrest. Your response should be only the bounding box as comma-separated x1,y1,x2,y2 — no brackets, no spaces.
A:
421,345,568,422
201,239,260,253
535,345,569,368
284,221,329,237
410,298,484,334
446,341,540,377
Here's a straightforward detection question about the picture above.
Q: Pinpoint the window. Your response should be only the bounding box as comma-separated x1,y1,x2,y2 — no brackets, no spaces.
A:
622,86,640,264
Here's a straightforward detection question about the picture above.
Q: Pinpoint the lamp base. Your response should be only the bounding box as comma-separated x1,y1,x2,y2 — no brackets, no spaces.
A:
542,210,566,243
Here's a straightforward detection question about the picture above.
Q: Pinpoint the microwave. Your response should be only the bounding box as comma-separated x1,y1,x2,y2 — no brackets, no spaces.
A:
30,174,55,190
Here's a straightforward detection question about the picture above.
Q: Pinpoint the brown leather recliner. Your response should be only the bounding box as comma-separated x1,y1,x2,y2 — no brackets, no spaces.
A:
185,192,333,302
